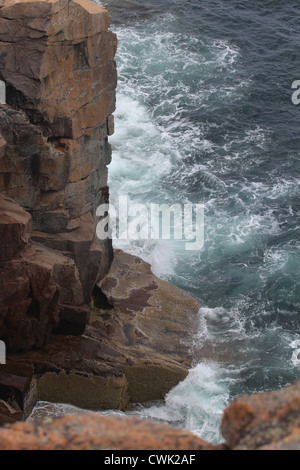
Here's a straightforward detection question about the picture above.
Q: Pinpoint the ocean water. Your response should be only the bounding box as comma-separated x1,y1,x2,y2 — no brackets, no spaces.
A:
29,0,300,444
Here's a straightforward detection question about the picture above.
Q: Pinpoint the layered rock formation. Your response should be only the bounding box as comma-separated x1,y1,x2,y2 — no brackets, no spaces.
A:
221,378,300,450
1,249,199,422
0,379,299,450
0,0,117,349
0,0,200,426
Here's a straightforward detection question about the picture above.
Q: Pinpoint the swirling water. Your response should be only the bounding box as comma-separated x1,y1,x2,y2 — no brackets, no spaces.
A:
29,0,300,443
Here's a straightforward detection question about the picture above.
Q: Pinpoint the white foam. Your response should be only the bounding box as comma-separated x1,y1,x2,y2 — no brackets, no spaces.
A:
150,240,177,279
290,339,300,366
109,93,172,187
212,39,240,66
196,304,247,349
112,236,177,280
132,361,232,444
27,401,89,422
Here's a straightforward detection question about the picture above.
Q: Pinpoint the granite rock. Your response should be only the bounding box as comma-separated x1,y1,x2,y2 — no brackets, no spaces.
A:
221,379,300,450
0,0,117,348
2,250,200,416
0,413,214,450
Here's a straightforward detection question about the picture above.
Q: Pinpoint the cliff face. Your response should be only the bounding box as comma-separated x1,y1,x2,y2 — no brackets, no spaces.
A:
0,0,117,350
0,0,201,424
0,0,298,451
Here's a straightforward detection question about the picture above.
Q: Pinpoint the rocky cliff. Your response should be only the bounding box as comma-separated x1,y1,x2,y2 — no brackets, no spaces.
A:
0,0,200,425
0,0,117,348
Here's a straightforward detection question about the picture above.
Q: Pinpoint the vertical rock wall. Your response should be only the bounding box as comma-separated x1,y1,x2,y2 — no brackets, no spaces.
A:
0,1,201,419
0,0,117,351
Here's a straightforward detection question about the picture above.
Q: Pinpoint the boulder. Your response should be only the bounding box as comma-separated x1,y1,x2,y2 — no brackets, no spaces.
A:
221,379,300,450
3,250,199,413
0,413,214,450
98,249,200,403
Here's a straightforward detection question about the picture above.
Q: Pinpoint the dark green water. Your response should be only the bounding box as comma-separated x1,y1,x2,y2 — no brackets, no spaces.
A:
105,0,300,441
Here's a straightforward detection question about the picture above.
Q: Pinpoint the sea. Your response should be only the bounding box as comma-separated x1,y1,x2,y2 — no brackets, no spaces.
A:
28,0,300,444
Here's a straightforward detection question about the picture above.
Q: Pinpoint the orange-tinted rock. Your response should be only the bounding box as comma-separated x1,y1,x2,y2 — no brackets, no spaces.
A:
0,413,214,450
258,428,300,451
220,379,300,450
